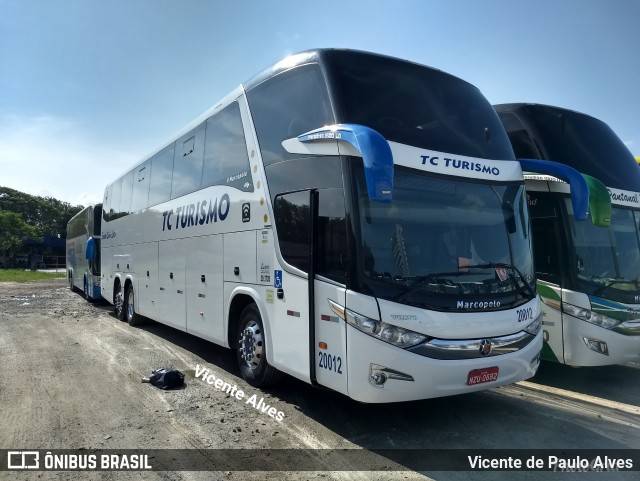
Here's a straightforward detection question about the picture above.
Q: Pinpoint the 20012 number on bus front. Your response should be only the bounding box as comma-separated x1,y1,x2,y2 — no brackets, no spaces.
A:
318,352,343,374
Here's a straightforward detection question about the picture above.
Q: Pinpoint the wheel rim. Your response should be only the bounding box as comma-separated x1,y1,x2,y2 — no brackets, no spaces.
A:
115,288,123,316
127,289,134,321
239,320,263,370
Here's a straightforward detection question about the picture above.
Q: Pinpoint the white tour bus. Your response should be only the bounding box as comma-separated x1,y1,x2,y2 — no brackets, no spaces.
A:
101,50,592,402
67,204,102,301
496,103,640,366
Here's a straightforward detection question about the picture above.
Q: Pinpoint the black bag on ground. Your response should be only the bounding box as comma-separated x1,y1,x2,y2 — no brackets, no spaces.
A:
147,368,185,389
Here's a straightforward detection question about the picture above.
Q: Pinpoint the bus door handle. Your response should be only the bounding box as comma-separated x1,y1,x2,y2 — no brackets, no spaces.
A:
170,272,173,279
277,288,284,300
201,275,206,283
234,267,239,276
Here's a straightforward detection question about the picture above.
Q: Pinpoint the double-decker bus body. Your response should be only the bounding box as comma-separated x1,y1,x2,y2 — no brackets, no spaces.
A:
100,50,591,402
67,204,102,300
496,103,640,366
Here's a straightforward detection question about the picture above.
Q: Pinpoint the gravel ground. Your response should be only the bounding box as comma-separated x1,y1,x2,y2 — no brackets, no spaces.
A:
0,280,430,481
2,281,639,481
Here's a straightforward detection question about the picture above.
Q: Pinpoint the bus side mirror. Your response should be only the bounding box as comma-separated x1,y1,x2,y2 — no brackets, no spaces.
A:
296,124,394,202
581,174,611,228
86,237,95,260
518,158,590,221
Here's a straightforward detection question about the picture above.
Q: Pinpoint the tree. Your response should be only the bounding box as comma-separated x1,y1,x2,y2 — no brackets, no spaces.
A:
0,211,41,256
0,187,84,238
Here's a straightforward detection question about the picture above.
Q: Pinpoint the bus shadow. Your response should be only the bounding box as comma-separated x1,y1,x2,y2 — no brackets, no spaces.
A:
531,360,640,407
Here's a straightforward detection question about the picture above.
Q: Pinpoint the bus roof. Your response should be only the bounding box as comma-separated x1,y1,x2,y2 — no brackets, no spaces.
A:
495,103,640,192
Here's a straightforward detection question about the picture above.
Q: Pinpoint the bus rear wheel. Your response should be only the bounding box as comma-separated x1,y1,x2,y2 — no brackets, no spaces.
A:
114,283,125,321
125,284,143,326
236,304,280,387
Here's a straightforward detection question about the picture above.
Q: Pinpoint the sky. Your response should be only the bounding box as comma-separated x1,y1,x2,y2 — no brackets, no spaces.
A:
1,0,639,206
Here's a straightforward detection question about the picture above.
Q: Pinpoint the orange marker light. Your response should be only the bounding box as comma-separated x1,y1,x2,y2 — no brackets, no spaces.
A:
318,342,328,350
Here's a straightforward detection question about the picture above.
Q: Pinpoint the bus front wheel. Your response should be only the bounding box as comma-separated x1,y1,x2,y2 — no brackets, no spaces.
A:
236,304,280,387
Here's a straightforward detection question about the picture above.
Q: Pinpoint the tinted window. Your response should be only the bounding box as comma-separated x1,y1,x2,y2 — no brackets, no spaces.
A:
264,156,343,202
497,112,540,159
274,191,311,272
203,102,253,191
103,185,112,221
171,123,205,199
317,188,347,282
120,171,134,215
110,179,122,220
131,161,151,212
498,105,640,192
527,191,562,284
247,64,334,165
148,143,175,206
328,51,515,161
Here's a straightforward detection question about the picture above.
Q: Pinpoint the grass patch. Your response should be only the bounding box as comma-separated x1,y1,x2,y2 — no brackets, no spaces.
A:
0,269,66,283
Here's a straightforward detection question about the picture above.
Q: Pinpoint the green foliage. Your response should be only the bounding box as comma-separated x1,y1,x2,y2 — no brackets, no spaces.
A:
0,186,84,238
0,211,40,253
0,269,65,282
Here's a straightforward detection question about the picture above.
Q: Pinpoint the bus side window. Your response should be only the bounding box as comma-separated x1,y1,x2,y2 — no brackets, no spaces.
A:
246,63,334,166
497,111,542,159
103,185,112,222
120,170,134,217
171,123,206,199
273,191,311,273
131,160,151,212
317,188,347,283
110,179,122,221
529,192,562,284
148,142,175,207
202,102,253,192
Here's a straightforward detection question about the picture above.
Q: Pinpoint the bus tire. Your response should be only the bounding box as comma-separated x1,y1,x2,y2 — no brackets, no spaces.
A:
69,272,77,293
114,282,125,321
236,304,280,387
125,284,143,326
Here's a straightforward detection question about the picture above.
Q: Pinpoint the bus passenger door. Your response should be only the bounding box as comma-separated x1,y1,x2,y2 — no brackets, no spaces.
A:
272,189,348,394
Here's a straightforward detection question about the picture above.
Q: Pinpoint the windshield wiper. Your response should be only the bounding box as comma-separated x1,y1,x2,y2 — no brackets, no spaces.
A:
394,273,463,303
589,277,640,297
466,263,536,298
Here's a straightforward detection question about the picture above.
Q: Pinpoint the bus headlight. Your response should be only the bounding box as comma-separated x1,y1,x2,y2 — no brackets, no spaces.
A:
563,303,621,329
524,313,543,336
345,308,427,348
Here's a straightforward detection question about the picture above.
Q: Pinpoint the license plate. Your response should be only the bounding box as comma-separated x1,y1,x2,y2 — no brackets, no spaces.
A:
466,366,499,386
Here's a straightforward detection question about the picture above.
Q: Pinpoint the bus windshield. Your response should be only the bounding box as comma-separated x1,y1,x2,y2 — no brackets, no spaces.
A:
354,164,535,311
569,202,640,296
330,51,515,161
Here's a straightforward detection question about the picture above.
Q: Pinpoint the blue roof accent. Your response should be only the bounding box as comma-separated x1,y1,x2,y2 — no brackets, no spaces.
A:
519,158,590,221
298,123,394,202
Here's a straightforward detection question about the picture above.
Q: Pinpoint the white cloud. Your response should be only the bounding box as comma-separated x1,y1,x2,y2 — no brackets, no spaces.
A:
0,114,141,206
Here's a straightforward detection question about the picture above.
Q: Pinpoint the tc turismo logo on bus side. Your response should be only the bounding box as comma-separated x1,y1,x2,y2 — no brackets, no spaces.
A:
162,194,231,231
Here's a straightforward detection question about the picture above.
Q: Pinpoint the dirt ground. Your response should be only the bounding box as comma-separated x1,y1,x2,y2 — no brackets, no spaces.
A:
0,280,427,481
2,281,639,481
